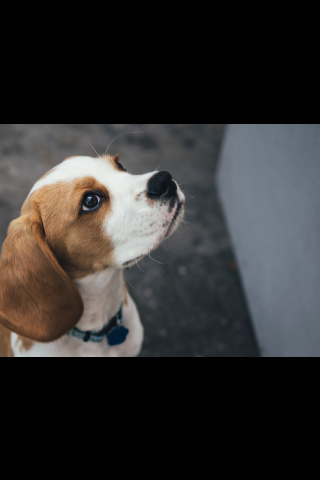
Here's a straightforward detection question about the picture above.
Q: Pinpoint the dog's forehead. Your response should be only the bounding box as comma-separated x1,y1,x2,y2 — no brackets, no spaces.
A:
29,156,125,197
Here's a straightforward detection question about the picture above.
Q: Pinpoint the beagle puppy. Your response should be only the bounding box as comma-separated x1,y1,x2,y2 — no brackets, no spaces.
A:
0,155,185,357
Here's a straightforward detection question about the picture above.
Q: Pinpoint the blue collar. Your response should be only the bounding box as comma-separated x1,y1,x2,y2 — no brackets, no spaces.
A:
68,305,129,346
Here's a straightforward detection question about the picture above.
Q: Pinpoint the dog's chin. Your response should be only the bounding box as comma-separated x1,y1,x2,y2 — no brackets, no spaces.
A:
122,203,184,269
165,202,184,239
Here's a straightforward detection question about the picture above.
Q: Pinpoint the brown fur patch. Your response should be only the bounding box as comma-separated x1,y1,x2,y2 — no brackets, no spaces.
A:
0,324,13,357
0,207,84,342
113,154,120,166
22,177,115,280
104,154,129,173
15,335,34,353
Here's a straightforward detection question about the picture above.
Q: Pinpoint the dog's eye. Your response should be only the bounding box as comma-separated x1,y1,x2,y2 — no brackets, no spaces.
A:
82,194,101,211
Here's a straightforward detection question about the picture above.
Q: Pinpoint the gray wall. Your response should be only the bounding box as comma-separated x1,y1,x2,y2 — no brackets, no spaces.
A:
217,124,320,357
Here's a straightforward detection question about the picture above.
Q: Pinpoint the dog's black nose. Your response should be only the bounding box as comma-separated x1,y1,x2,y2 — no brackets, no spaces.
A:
147,171,177,199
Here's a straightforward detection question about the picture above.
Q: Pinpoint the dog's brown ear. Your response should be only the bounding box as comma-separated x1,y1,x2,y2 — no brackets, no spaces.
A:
0,208,84,343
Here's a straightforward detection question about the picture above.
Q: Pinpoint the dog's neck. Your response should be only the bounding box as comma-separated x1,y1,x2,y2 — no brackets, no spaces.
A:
73,268,126,333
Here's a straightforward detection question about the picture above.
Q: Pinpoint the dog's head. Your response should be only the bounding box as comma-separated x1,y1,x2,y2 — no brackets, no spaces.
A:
0,155,185,342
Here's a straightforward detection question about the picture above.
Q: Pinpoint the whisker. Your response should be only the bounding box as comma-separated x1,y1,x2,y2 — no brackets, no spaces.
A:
136,261,145,273
123,272,134,289
147,255,170,281
182,223,192,231
127,267,141,279
106,130,145,156
86,136,101,158
183,193,195,199
148,254,170,265
160,243,168,253
184,208,196,217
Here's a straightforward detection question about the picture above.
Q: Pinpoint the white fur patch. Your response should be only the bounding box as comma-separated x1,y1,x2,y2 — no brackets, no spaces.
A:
29,156,185,268
29,157,116,196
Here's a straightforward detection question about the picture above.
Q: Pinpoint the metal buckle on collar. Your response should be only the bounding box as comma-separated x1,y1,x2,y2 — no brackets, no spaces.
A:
116,311,122,330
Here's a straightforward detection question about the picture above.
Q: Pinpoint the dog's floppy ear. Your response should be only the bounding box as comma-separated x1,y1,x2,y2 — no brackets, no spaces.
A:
0,206,84,343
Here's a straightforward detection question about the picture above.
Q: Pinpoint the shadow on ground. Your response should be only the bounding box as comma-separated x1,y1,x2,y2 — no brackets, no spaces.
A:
0,124,259,357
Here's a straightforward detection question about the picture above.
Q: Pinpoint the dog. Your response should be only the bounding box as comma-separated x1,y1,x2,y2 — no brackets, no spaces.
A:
0,154,185,357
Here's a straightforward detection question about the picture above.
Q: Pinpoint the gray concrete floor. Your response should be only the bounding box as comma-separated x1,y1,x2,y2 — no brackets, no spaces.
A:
0,124,259,357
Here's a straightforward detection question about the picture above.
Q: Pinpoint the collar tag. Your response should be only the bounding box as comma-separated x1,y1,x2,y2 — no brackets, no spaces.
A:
68,305,129,346
106,307,129,346
107,326,129,346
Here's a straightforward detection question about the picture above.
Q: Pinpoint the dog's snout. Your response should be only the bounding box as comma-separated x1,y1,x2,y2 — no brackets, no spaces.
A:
147,171,177,199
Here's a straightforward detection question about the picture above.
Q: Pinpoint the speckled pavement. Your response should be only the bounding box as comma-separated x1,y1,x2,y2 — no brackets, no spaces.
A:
0,124,259,357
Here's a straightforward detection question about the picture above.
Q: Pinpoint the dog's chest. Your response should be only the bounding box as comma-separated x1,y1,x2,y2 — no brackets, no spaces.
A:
11,293,143,357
